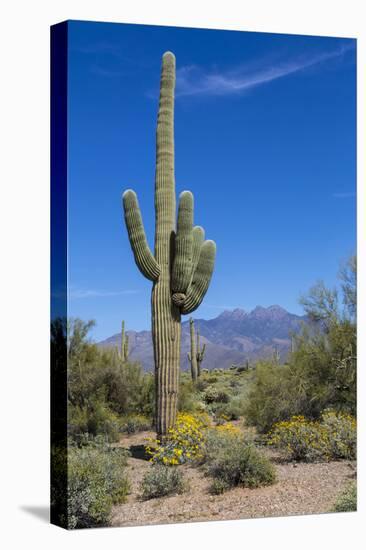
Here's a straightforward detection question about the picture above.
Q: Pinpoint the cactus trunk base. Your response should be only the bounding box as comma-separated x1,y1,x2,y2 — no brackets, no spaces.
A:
152,282,181,436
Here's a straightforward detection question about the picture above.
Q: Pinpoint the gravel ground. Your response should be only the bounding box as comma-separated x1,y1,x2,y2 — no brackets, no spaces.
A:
110,430,356,528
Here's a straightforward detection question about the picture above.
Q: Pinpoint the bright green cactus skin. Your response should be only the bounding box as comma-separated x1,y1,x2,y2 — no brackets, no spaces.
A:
187,317,206,380
122,52,216,435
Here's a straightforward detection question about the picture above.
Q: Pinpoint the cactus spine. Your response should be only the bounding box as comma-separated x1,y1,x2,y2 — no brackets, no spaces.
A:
122,52,216,436
187,318,206,380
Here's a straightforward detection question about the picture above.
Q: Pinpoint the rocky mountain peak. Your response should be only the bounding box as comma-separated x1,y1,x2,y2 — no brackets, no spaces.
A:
250,304,288,320
98,305,306,371
218,308,247,320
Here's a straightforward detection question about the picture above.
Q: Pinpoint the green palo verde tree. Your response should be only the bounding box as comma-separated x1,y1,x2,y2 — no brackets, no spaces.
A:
187,317,206,381
122,52,216,436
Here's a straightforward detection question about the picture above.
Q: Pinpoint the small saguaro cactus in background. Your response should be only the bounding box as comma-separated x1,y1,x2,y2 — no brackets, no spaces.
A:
290,335,296,354
196,326,206,377
272,346,280,365
116,320,129,364
187,317,206,381
122,52,216,436
187,318,198,382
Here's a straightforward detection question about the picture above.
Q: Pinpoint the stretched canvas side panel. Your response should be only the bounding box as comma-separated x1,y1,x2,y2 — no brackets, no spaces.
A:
50,20,68,529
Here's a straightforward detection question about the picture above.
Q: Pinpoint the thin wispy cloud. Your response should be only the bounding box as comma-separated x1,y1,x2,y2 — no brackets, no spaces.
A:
176,42,355,97
203,304,244,310
70,289,139,299
332,192,356,199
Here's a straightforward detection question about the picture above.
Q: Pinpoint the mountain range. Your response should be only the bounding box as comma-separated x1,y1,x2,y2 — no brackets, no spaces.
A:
98,305,306,371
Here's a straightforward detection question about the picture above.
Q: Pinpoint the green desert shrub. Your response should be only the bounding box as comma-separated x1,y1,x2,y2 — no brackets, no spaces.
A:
226,395,248,420
102,359,155,417
203,386,230,404
244,362,297,432
212,395,247,421
178,375,202,412
268,411,356,462
120,414,152,434
209,478,230,495
204,431,276,492
236,365,249,373
268,415,328,462
244,259,356,432
53,443,130,529
140,465,186,500
195,378,210,392
68,405,89,435
68,400,121,443
65,319,157,444
85,400,121,441
332,482,357,512
67,319,155,419
68,444,129,529
321,410,357,460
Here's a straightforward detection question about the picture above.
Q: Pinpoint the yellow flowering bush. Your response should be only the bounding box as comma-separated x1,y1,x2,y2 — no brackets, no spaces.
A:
146,412,210,465
268,416,327,461
268,411,356,462
320,410,356,460
215,422,241,437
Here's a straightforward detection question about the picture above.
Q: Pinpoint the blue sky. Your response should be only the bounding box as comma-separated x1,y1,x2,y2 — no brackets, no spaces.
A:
66,21,356,341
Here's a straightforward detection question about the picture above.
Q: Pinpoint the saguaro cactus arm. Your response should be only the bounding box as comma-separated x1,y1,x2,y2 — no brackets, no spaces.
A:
191,226,205,278
198,343,206,360
171,191,194,295
181,240,216,314
122,190,161,281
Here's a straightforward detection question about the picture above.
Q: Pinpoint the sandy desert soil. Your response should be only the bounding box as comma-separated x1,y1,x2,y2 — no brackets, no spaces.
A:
110,430,356,528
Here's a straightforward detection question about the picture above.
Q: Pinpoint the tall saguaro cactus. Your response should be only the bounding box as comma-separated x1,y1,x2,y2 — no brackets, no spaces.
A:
188,317,206,381
122,52,216,436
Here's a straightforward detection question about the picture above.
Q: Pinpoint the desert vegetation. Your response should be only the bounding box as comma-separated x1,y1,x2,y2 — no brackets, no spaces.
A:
50,254,356,528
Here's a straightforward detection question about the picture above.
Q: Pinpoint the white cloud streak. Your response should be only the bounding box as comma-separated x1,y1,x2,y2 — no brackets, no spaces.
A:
69,289,139,299
203,304,244,310
176,43,355,97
